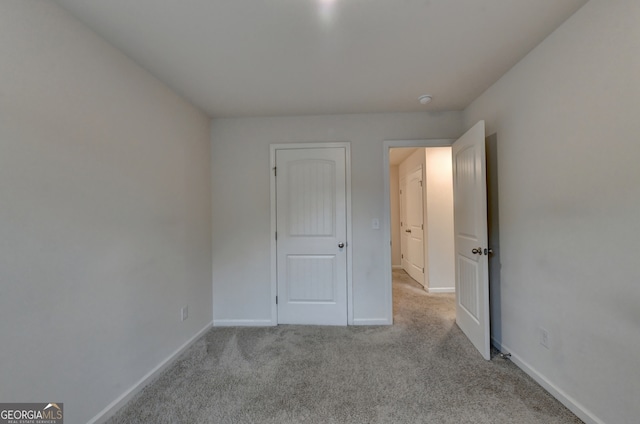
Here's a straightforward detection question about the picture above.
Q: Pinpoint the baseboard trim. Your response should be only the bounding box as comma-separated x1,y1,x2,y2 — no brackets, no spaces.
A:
353,318,391,326
87,321,213,424
213,319,274,327
391,265,403,270
491,338,604,424
427,287,455,293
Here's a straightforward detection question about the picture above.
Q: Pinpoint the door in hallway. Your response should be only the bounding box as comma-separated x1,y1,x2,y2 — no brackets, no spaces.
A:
402,167,425,285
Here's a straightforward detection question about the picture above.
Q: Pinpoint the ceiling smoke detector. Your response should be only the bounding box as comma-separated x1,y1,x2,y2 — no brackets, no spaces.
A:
418,95,433,105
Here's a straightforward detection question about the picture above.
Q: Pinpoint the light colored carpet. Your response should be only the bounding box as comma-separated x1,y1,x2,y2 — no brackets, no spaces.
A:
107,270,582,423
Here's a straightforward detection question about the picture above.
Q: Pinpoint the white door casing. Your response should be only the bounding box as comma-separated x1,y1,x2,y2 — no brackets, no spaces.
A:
274,145,349,325
452,121,490,360
404,167,425,285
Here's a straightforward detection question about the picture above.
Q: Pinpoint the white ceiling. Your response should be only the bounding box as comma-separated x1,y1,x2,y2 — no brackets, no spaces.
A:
55,0,587,118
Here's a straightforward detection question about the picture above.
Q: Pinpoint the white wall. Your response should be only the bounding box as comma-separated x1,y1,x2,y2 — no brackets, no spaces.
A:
389,165,401,267
211,112,462,325
464,0,640,422
425,148,455,291
0,2,212,423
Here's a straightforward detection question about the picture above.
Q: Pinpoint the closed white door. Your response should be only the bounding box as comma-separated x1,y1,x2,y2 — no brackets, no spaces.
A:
452,121,490,360
275,147,348,325
404,168,425,285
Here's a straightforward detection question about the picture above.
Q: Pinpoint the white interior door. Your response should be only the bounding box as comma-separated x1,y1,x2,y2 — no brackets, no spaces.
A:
275,147,348,325
404,168,425,285
400,176,408,271
452,121,490,360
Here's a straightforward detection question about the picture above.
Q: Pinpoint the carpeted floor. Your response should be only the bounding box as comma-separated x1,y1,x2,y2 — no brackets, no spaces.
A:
107,270,582,423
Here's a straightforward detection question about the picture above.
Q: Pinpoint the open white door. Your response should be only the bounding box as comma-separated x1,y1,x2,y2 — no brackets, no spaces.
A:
452,121,490,360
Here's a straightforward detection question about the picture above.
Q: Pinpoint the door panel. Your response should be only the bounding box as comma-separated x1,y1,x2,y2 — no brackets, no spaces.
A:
286,255,336,302
458,255,480,321
276,147,347,325
453,121,490,360
287,160,335,236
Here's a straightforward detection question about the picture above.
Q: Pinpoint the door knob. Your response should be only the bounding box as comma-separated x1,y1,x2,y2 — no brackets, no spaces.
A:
405,229,412,233
338,242,345,248
471,247,482,255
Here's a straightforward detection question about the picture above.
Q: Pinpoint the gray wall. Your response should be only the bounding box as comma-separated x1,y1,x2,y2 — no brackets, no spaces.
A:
464,0,640,422
211,113,462,325
0,2,212,423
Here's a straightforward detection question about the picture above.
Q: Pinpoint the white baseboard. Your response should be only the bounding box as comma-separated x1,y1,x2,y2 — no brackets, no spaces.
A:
353,318,391,326
427,287,455,293
214,318,391,326
88,321,213,424
213,319,274,327
491,338,604,424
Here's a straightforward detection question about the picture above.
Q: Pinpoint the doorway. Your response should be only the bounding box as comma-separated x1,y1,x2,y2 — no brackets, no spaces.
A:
383,139,453,326
383,121,491,360
390,146,455,293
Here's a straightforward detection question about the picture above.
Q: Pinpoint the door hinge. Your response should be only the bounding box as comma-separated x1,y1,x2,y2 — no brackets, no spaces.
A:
276,296,278,304
275,232,277,240
273,166,277,176
421,224,424,230
420,180,423,187
400,221,403,227
401,254,404,259
422,268,425,273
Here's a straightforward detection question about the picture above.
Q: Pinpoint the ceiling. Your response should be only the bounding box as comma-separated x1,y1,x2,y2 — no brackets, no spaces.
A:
55,0,587,118
389,148,419,166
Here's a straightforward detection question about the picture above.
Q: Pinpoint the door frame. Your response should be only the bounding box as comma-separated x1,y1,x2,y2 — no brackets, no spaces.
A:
382,139,454,323
270,142,353,325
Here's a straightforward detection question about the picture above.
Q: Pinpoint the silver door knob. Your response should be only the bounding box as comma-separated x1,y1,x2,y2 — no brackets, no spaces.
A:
471,247,482,254
338,242,345,248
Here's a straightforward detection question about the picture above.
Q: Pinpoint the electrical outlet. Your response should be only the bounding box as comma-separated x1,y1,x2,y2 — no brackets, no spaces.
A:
540,327,549,349
181,306,188,322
